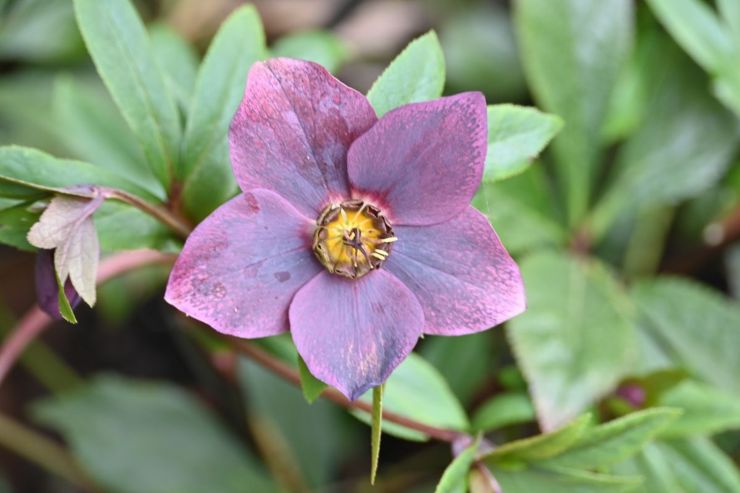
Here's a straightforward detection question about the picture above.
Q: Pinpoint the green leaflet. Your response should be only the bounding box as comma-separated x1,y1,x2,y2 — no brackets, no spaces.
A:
367,31,445,117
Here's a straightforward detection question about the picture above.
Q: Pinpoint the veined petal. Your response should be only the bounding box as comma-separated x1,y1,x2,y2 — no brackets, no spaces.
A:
230,58,377,217
289,270,424,400
348,92,487,226
165,190,322,338
384,206,525,335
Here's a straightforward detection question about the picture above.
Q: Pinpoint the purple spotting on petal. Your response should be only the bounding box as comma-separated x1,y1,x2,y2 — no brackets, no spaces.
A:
165,189,323,338
384,206,525,335
35,249,80,319
347,92,487,226
289,270,424,400
230,58,377,217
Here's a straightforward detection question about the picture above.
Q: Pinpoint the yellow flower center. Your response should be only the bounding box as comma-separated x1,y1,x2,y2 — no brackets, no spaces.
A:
312,199,396,279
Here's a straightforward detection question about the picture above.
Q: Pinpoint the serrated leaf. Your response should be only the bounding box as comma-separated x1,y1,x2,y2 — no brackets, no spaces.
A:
514,0,633,224
74,0,181,189
541,408,680,470
491,465,641,493
485,104,562,181
616,438,740,493
149,23,198,110
0,146,156,201
370,385,383,485
352,353,469,442
508,252,636,430
297,355,327,404
659,381,740,438
180,5,265,221
271,31,347,74
27,194,102,306
472,392,535,432
33,375,277,493
367,31,445,117
632,278,740,395
484,414,591,464
435,437,480,493
52,76,163,199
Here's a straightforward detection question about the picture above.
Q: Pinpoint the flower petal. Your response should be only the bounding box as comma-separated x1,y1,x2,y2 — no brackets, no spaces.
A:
289,270,424,400
230,58,377,217
165,189,322,338
384,206,525,335
348,92,487,226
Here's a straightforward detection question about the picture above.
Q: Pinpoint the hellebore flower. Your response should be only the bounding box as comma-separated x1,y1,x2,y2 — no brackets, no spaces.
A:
166,58,525,400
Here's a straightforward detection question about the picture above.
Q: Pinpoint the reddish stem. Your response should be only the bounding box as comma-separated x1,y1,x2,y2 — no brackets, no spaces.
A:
0,250,175,386
230,339,465,443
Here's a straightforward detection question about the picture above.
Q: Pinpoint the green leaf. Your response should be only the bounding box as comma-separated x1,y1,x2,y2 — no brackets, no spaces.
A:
472,392,535,432
718,0,740,48
52,76,163,200
74,0,181,189
370,385,383,485
420,331,494,406
632,278,740,395
55,270,78,324
149,23,198,110
646,0,734,73
297,355,327,404
94,201,174,253
435,437,480,493
659,381,740,438
473,167,567,256
617,438,740,493
353,353,469,442
271,30,347,74
491,466,640,493
34,375,277,493
484,414,590,465
541,408,681,470
0,146,157,201
508,252,636,430
514,0,633,224
0,200,39,251
367,31,445,117
485,104,562,181
180,5,265,221
589,35,739,240
237,357,350,488
27,195,101,306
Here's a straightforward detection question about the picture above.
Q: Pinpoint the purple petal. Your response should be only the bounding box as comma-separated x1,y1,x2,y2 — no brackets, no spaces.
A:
348,93,487,226
230,58,377,217
165,189,322,338
35,249,81,320
384,206,525,335
289,270,424,400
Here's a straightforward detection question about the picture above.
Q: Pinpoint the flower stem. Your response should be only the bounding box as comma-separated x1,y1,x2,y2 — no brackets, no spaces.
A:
0,412,101,492
100,188,193,238
229,339,465,443
0,250,175,387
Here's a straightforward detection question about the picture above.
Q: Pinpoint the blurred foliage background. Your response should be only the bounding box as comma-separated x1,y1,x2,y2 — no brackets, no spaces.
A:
0,0,739,492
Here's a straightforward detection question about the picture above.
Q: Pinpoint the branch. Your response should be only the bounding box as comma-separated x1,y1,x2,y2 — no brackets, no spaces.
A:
229,339,465,443
100,188,193,239
0,249,175,386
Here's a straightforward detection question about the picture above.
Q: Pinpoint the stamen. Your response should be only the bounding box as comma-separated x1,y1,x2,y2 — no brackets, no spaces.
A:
379,236,398,243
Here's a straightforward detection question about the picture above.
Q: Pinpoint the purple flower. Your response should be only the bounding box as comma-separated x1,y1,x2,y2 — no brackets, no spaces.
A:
166,58,525,400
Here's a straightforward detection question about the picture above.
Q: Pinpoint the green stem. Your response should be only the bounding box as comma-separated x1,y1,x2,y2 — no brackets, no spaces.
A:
0,413,100,491
101,188,192,238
